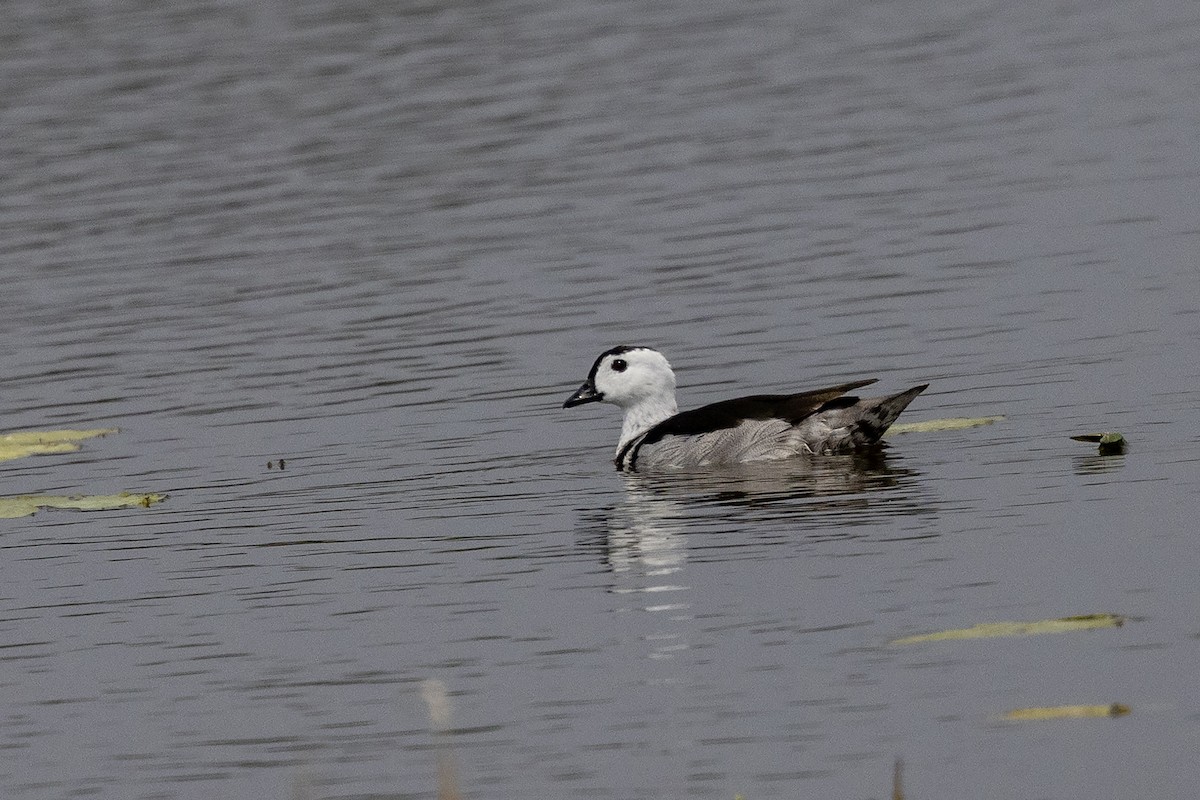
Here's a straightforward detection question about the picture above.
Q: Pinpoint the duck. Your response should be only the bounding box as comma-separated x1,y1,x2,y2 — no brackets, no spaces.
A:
563,345,928,471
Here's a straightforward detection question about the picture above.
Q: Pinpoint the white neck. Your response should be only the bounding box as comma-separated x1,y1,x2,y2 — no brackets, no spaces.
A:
616,395,678,454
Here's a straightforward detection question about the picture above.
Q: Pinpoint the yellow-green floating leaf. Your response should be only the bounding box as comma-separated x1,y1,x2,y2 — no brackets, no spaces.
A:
1070,432,1127,454
885,416,1004,436
0,492,167,519
891,613,1124,645
1003,703,1130,721
0,428,118,445
0,428,119,463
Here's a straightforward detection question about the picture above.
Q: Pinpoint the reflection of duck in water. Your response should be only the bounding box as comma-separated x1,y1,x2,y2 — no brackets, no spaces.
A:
564,346,927,471
621,452,910,504
603,479,688,585
588,479,693,662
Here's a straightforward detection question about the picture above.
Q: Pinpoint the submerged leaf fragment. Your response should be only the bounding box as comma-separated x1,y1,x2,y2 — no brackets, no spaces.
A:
885,416,1004,436
1002,703,1130,721
1070,432,1127,454
0,492,167,519
891,613,1124,645
0,428,119,463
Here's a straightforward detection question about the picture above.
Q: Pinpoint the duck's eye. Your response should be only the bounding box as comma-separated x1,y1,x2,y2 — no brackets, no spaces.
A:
611,359,627,373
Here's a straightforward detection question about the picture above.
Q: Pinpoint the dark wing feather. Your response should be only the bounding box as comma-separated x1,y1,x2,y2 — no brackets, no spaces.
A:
641,378,878,444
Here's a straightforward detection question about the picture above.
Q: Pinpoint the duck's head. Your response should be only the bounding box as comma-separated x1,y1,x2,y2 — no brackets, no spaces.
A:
563,346,676,410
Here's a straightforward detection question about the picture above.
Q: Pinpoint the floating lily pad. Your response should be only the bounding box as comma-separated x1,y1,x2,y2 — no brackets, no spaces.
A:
885,416,1004,436
1002,703,1130,721
1070,432,1127,454
891,613,1124,645
0,492,167,519
0,428,119,463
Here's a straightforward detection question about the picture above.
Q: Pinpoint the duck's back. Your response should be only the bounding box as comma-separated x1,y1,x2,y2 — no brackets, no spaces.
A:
617,381,927,471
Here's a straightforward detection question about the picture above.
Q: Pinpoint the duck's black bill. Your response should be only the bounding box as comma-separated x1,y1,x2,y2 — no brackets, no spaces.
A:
563,381,602,408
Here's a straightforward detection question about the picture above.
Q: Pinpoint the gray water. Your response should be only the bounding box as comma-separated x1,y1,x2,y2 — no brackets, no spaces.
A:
2,0,1199,798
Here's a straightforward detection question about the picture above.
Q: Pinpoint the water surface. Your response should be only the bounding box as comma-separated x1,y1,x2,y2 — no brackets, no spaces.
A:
2,0,1199,798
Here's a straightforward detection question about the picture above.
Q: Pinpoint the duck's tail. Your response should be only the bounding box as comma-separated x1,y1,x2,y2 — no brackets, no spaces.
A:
811,383,928,451
879,384,928,428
